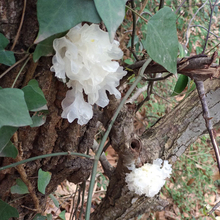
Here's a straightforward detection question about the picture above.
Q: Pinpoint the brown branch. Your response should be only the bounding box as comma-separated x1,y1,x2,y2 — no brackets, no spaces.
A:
194,80,220,173
11,0,27,50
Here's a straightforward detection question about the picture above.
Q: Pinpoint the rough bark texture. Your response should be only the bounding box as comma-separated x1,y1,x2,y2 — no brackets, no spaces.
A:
0,1,220,220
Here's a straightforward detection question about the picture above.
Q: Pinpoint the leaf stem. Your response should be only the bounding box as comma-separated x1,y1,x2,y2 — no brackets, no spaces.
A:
85,58,152,220
0,152,91,171
125,5,148,23
11,55,31,88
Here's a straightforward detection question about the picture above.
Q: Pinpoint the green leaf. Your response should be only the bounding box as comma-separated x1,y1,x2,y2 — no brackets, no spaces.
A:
0,141,18,158
11,179,29,194
22,79,47,111
35,0,101,43
94,0,127,42
49,194,59,208
33,214,47,220
59,210,66,220
144,7,178,73
38,168,52,194
0,88,32,127
46,213,53,220
0,126,17,153
33,32,67,62
171,74,188,96
178,42,187,58
30,110,48,128
0,33,16,66
0,199,19,220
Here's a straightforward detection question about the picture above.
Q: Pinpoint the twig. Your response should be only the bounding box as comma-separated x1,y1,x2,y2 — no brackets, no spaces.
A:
208,200,220,216
13,132,40,212
85,58,152,220
175,0,188,14
11,0,27,50
185,0,209,47
202,0,218,54
190,25,220,39
92,140,114,178
136,80,154,112
142,73,173,82
125,5,148,23
194,80,220,173
126,84,149,104
0,54,29,79
130,0,139,61
11,55,31,88
159,0,164,10
0,152,91,171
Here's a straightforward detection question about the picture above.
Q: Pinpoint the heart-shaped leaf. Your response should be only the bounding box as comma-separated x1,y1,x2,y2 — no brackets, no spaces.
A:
0,88,32,128
38,168,52,194
144,7,178,73
35,0,101,43
22,79,47,111
94,0,127,41
0,199,19,220
0,33,16,66
0,141,18,158
11,179,29,194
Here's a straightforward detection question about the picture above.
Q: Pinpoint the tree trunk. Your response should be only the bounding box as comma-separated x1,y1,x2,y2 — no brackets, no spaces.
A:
1,1,220,219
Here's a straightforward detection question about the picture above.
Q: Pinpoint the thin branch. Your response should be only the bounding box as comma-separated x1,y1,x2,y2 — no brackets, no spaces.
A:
126,83,149,104
136,80,154,112
175,0,188,14
159,0,164,10
130,0,139,61
142,73,173,82
11,0,27,50
0,54,29,79
185,0,209,47
92,140,114,178
11,55,31,88
0,152,91,171
194,80,220,173
125,5,148,23
85,58,152,220
202,0,218,54
190,25,220,39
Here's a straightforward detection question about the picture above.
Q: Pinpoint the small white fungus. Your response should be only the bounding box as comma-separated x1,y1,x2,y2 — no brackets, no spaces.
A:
51,23,127,125
125,158,172,197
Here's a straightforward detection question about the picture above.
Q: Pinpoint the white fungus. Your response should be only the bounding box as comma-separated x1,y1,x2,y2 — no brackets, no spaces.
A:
51,23,127,125
125,158,172,197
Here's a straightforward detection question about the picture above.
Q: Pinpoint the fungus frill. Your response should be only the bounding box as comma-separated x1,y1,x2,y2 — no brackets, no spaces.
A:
51,23,127,125
125,159,172,197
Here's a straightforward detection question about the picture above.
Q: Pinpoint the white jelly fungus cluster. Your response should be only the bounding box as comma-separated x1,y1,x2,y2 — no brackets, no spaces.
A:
51,23,127,125
125,159,172,197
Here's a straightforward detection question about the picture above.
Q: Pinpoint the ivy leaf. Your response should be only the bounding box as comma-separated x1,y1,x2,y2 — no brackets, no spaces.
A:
0,88,32,128
0,33,16,66
0,199,19,220
49,194,59,208
11,179,29,194
30,110,48,128
22,79,47,111
94,0,127,42
33,214,47,220
38,169,52,194
59,210,66,220
33,32,67,62
171,74,188,96
0,126,17,153
144,7,178,73
35,0,101,43
0,141,18,158
46,214,53,220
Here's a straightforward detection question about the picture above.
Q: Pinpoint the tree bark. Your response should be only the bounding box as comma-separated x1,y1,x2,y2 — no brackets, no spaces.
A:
1,1,220,220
